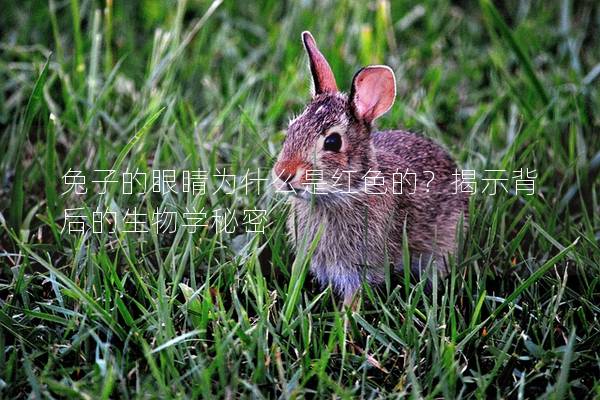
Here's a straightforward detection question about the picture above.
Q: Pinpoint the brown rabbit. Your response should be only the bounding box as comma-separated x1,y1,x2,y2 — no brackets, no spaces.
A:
272,31,469,305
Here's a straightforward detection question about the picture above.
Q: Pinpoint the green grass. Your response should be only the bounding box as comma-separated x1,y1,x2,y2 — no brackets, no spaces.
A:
1,0,599,398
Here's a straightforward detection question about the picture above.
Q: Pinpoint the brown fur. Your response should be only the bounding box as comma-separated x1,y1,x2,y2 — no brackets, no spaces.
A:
272,33,469,303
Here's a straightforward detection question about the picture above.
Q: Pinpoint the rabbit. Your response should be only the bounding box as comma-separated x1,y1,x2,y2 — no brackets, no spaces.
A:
272,31,469,306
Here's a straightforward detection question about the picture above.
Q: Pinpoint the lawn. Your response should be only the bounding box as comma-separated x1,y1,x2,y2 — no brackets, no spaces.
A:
1,0,599,398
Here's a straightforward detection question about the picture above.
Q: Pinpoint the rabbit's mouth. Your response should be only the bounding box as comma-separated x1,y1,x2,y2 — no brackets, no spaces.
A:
288,186,313,200
288,184,347,202
281,183,320,201
276,180,356,202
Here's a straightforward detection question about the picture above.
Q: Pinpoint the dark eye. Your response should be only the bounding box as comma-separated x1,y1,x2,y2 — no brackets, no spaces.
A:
323,132,342,152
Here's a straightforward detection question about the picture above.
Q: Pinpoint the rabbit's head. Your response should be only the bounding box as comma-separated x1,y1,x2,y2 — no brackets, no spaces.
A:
273,31,396,199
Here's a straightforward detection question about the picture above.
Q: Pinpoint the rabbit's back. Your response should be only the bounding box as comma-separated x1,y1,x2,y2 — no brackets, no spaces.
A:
371,130,469,268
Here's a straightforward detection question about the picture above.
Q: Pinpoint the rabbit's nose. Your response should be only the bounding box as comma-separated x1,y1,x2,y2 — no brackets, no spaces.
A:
278,168,296,183
274,161,298,183
281,170,296,183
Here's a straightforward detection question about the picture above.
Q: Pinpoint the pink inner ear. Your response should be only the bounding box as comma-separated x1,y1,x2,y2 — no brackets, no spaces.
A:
353,67,396,122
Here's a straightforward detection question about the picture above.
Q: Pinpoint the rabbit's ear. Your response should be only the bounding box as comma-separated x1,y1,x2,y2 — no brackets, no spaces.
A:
302,31,338,95
350,66,396,123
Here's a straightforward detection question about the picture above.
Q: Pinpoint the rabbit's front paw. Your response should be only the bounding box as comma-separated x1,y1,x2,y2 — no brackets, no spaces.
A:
311,262,362,303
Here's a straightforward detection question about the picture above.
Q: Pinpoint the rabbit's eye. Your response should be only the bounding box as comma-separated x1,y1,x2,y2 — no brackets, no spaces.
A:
323,132,342,152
